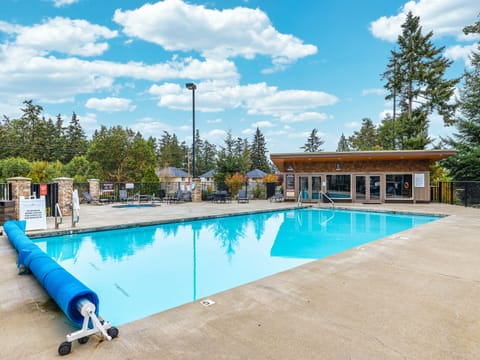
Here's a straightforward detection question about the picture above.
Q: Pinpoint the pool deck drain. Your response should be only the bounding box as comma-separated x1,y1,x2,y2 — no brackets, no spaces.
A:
1,201,480,359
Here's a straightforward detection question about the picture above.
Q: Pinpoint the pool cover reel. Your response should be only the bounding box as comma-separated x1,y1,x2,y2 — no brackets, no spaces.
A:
3,220,119,355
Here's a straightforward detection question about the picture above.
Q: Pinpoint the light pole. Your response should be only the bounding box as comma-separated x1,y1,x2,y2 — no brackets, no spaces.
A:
185,82,197,178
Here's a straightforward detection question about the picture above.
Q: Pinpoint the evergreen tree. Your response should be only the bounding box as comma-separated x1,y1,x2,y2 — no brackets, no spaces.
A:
214,131,249,188
336,133,350,152
382,12,459,149
158,131,188,170
442,17,480,181
195,129,217,176
64,112,88,163
347,118,379,151
376,114,397,150
250,127,271,172
301,128,324,152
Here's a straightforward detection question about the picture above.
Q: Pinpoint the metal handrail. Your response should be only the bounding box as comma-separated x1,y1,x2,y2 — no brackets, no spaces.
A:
320,191,335,209
54,203,63,229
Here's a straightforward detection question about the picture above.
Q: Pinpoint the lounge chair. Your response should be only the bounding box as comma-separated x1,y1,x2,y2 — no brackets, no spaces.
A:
237,189,249,203
166,189,183,204
270,193,284,202
82,192,93,204
119,189,133,202
183,191,192,202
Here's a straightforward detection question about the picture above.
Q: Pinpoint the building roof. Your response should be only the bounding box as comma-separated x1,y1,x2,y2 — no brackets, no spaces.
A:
200,169,216,178
246,169,267,178
156,166,188,178
270,150,457,172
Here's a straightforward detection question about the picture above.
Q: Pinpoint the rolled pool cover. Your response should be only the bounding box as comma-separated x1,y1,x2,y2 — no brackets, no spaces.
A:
4,220,99,328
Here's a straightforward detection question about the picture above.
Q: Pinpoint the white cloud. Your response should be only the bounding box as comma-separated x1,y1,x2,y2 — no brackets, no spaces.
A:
279,112,329,123
445,44,476,67
248,90,338,116
147,80,338,129
129,118,176,138
241,128,256,135
11,17,117,56
345,121,360,129
113,0,317,72
53,0,79,7
370,0,480,42
206,118,223,124
85,97,136,112
362,88,385,96
252,120,275,128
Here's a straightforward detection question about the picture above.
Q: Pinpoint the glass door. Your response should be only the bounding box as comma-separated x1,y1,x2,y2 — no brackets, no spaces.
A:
299,176,309,201
369,175,381,201
312,176,322,201
355,176,366,201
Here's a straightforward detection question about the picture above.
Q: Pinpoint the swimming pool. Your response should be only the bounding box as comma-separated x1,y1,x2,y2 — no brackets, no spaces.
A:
33,208,439,325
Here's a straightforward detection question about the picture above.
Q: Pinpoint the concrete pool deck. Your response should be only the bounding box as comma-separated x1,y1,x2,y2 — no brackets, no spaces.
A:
0,201,479,359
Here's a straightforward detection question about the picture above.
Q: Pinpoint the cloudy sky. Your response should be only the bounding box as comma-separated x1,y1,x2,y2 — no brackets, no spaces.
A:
0,0,478,153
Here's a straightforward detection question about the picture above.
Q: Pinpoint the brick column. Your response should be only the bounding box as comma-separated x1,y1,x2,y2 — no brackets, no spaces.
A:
7,177,32,219
54,177,74,216
192,178,202,202
88,179,100,201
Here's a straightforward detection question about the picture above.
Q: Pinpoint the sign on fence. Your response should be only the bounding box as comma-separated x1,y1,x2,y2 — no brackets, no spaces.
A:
19,196,47,230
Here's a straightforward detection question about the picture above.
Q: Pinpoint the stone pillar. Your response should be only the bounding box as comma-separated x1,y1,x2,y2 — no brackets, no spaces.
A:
192,178,202,202
54,177,74,216
7,177,32,219
88,179,100,201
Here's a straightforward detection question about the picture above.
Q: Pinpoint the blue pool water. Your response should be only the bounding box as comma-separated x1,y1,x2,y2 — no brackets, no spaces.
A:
33,208,439,325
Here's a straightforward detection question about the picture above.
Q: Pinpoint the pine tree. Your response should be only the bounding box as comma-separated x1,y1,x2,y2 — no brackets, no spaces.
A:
195,129,217,176
250,127,271,172
301,128,324,152
382,12,459,149
336,133,350,152
347,118,379,151
442,17,480,181
64,112,88,163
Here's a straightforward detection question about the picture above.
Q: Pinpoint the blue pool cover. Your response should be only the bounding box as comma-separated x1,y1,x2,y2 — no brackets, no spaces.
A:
3,220,99,328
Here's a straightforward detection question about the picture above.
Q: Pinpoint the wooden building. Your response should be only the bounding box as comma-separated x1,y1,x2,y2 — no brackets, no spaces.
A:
270,150,456,204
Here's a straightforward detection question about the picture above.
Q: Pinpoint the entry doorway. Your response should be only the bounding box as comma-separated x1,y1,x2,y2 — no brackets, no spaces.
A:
355,175,382,203
299,176,309,201
298,175,323,202
355,176,366,201
370,175,381,201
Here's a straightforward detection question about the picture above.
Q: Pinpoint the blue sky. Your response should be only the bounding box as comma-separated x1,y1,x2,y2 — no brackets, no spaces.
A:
0,0,478,153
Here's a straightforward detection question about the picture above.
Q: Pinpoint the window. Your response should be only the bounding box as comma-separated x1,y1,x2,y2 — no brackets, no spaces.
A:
385,174,412,199
327,175,351,198
285,174,295,191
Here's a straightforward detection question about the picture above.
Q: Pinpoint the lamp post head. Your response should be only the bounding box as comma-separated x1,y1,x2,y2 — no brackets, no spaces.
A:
185,82,197,90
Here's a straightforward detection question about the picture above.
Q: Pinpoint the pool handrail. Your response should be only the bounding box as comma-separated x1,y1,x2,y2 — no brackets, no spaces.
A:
320,191,335,209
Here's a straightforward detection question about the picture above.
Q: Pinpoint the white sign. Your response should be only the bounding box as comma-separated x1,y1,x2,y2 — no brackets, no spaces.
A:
19,196,47,230
414,173,425,188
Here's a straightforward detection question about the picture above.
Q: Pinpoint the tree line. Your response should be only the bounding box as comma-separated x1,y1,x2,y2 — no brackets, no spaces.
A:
0,100,273,184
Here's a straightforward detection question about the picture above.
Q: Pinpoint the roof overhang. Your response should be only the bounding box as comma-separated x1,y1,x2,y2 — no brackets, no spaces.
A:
270,150,456,172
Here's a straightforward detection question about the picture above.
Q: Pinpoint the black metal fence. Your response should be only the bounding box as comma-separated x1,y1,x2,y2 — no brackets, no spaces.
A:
0,183,12,200
431,181,480,208
73,181,274,203
31,183,59,216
